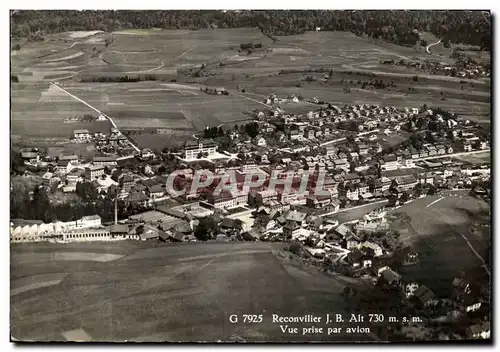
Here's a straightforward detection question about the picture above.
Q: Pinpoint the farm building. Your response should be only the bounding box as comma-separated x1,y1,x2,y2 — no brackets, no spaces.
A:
73,129,91,140
202,87,228,95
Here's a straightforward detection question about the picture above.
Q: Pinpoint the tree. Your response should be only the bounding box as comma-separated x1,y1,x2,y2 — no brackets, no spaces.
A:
10,151,25,174
413,183,422,197
425,131,435,143
400,192,409,204
157,165,166,175
32,186,52,222
136,225,145,236
76,181,99,201
427,184,437,195
288,241,302,255
194,217,217,241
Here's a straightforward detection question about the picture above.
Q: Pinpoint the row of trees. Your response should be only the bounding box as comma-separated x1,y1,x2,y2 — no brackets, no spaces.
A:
239,42,262,50
11,10,491,49
80,74,158,83
203,126,224,139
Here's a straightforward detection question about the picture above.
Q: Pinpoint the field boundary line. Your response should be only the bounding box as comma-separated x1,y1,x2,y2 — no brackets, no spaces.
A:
459,232,491,276
432,201,490,277
426,197,445,208
231,91,273,108
49,82,140,152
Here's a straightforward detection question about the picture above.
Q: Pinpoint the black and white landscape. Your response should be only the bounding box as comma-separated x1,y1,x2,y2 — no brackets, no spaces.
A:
10,10,491,343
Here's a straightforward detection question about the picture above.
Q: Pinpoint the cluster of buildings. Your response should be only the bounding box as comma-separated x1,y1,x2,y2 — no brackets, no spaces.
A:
263,93,301,105
381,58,490,79
262,204,490,341
72,127,137,155
11,214,141,243
11,215,106,243
14,99,490,243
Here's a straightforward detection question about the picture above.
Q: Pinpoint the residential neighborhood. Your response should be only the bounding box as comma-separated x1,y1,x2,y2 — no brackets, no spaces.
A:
10,9,491,344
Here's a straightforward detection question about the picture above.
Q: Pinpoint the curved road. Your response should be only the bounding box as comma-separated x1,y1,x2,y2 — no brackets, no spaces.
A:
50,82,140,152
426,39,442,55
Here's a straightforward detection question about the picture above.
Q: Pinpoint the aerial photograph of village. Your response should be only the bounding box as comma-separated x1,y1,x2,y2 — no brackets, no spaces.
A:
10,10,491,343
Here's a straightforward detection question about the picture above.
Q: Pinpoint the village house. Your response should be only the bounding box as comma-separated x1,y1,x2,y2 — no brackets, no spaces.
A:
55,160,71,174
413,285,437,307
92,155,118,167
255,189,279,205
403,282,420,298
20,150,40,164
343,173,361,185
289,130,304,141
480,141,489,150
382,154,399,171
462,294,482,313
41,172,54,185
379,268,401,287
408,146,420,159
140,149,155,160
66,168,83,183
120,175,136,192
425,144,438,156
466,322,490,339
85,165,105,180
346,185,359,201
359,241,383,257
372,177,392,192
333,159,350,173
206,192,247,210
79,215,102,228
73,129,91,140
346,249,365,269
419,148,429,158
283,210,307,239
146,184,165,200
254,135,267,147
418,173,434,185
126,191,150,207
357,144,369,155
394,175,418,191
306,194,332,209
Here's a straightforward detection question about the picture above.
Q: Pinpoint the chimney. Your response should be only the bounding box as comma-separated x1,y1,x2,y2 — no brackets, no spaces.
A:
114,194,118,225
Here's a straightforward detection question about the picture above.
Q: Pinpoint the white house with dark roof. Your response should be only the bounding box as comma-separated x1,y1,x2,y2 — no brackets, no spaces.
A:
381,154,399,171
73,129,91,140
184,139,217,160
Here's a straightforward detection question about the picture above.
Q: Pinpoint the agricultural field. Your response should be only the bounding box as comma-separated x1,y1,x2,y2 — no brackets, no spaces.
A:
11,242,377,342
452,151,491,164
10,82,112,145
11,28,491,145
388,195,490,296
